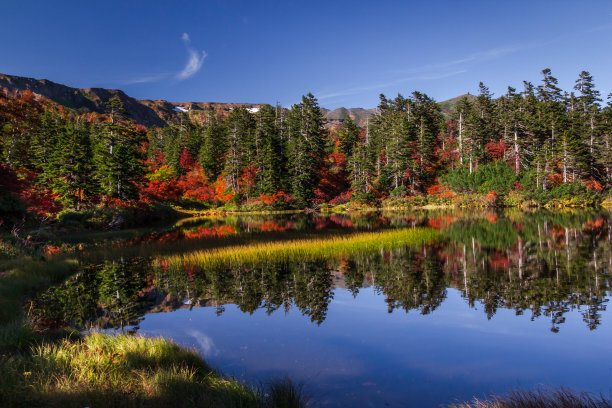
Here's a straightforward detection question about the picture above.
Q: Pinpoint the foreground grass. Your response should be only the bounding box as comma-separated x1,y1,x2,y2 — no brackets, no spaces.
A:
450,387,611,408
169,227,438,269
0,256,308,407
1,332,308,408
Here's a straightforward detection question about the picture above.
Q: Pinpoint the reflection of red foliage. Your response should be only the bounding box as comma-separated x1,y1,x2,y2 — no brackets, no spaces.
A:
157,258,169,271
329,215,354,228
584,218,605,229
184,264,196,280
551,226,566,237
184,225,237,239
489,252,511,270
427,215,455,229
485,213,498,223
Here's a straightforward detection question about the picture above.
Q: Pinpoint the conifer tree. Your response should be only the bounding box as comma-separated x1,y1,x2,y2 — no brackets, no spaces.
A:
50,119,97,208
94,97,145,200
255,105,282,194
337,117,360,158
286,93,326,207
199,107,227,180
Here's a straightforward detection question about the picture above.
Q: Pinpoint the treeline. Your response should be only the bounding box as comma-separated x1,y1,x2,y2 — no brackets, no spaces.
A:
1,69,611,225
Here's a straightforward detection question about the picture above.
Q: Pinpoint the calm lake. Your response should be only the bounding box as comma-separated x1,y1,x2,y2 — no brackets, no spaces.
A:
32,209,612,407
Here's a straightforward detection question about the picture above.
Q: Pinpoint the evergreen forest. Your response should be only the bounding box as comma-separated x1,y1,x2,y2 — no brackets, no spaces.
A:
2,68,611,231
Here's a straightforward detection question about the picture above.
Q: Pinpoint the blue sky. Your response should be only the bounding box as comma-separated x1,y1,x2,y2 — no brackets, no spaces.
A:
2,1,611,108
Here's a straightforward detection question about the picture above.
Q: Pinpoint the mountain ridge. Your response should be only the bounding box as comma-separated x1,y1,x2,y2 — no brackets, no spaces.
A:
0,73,465,127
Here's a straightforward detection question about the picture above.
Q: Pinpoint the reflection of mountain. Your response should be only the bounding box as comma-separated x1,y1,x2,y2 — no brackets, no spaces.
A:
32,211,611,332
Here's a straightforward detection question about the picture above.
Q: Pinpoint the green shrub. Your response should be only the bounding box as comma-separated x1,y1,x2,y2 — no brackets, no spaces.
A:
440,162,516,195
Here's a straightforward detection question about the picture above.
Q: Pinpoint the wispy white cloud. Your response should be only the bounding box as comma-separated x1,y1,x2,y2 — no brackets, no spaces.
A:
121,73,170,85
119,33,207,85
316,40,551,102
176,32,208,80
317,70,466,101
390,41,549,77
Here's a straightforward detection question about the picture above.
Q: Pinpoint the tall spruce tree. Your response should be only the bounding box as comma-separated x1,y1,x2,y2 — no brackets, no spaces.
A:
286,93,326,207
50,118,97,208
94,97,145,200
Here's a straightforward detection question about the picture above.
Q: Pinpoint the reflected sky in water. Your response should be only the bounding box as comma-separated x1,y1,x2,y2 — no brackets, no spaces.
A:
139,286,612,407
32,209,612,407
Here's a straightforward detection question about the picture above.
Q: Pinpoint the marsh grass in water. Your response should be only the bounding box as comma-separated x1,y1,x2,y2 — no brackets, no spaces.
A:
0,332,308,408
169,227,438,269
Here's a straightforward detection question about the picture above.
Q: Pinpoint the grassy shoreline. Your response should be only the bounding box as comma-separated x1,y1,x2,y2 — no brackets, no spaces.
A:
0,256,308,408
2,331,307,408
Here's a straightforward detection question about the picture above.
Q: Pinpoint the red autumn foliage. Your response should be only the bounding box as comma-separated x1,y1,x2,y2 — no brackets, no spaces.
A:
426,183,455,198
238,165,257,196
179,148,195,171
583,180,603,191
329,190,352,205
147,150,166,171
547,173,563,188
259,191,291,205
484,190,497,203
140,180,182,201
486,141,507,161
212,177,234,202
313,153,350,204
177,166,214,202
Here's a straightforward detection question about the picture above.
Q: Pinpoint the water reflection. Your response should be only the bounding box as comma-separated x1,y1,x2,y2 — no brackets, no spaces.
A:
32,210,611,333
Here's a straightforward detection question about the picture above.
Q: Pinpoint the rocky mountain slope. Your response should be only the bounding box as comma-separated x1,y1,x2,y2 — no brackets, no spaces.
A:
0,73,466,127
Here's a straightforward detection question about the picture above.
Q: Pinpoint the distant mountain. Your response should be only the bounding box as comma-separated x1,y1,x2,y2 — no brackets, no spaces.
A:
0,74,265,127
321,107,377,128
438,93,477,120
0,73,471,128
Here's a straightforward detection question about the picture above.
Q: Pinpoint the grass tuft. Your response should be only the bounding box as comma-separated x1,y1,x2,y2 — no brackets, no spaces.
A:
1,332,308,408
450,387,612,408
